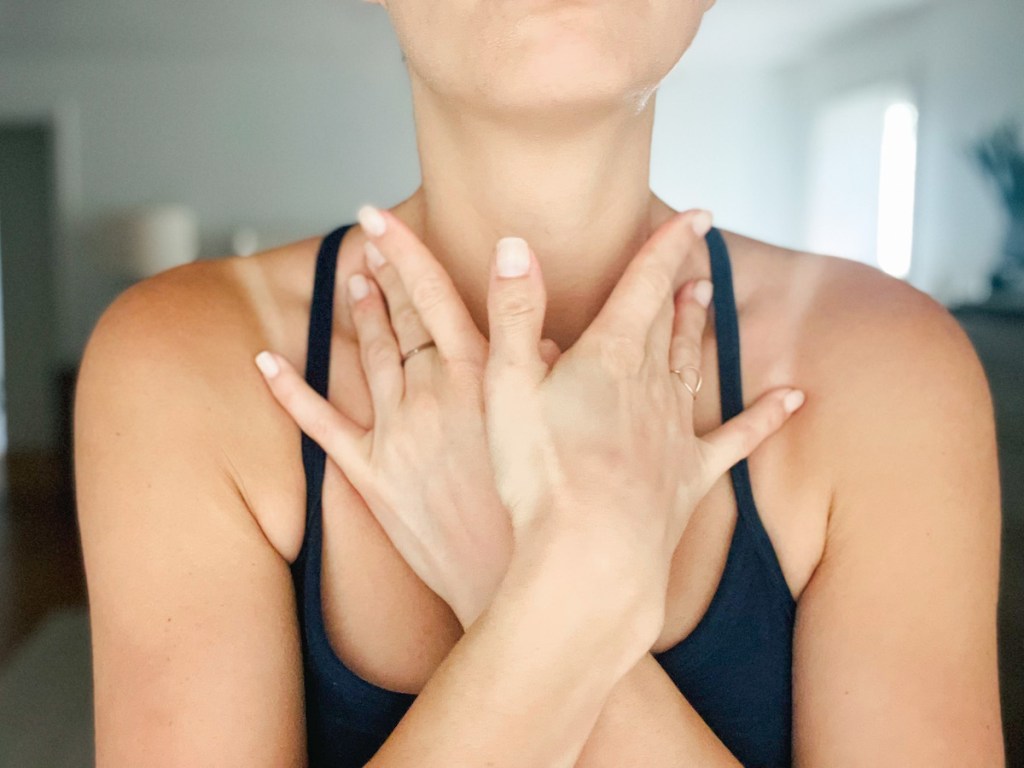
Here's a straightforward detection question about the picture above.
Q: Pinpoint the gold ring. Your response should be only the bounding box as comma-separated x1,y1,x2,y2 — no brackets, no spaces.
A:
400,340,437,366
670,365,702,398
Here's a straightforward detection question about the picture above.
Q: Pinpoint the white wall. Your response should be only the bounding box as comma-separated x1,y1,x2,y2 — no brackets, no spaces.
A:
781,0,1024,303
0,1,801,366
0,0,1018,369
653,63,803,251
0,3,419,365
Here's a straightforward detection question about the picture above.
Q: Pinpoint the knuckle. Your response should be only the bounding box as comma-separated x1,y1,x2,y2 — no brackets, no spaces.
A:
410,273,448,313
597,332,645,376
446,357,485,389
407,390,441,421
672,336,702,364
734,419,760,455
273,376,307,409
364,339,396,369
370,260,397,290
493,290,536,327
302,407,334,443
391,302,420,332
634,264,672,305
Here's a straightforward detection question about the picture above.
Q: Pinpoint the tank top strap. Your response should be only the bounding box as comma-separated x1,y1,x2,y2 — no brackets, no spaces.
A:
706,226,745,423
706,227,795,607
296,223,353,566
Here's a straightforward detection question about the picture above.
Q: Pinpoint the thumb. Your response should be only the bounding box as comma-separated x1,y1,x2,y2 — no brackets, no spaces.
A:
487,237,548,383
538,338,562,369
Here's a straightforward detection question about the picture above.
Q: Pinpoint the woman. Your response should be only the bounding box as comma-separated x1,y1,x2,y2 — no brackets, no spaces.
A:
74,0,1005,766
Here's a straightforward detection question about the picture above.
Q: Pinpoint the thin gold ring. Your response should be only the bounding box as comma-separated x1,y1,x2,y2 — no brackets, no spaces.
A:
400,340,437,366
669,365,702,398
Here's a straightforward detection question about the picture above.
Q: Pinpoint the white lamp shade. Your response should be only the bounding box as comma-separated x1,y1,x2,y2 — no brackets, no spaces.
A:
113,205,199,279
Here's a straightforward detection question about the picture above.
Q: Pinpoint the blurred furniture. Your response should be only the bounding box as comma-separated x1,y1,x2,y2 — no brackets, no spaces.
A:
950,298,1024,766
56,365,79,513
101,205,199,280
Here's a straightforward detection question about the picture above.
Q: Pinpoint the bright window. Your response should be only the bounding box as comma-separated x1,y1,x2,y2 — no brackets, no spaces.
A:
805,84,919,278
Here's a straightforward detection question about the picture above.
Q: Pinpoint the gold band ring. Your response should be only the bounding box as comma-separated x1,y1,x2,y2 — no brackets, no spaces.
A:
669,365,703,398
400,340,437,366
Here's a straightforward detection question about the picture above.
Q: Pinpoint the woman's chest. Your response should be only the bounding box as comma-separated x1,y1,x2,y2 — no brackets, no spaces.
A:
313,417,828,695
278,259,831,695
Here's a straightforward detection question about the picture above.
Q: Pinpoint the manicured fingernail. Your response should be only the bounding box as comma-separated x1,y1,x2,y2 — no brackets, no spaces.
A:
349,273,370,301
255,351,280,378
693,279,713,308
496,237,530,278
357,204,387,237
365,240,386,270
691,210,713,237
783,389,805,414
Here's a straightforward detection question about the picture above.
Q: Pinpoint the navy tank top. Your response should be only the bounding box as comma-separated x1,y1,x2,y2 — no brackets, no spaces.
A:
290,223,797,768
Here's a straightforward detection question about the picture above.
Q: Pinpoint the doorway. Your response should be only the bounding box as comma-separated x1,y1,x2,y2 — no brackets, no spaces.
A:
0,122,60,504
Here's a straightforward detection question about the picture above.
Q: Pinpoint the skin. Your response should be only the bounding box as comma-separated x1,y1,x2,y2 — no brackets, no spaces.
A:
74,0,1005,765
256,208,800,630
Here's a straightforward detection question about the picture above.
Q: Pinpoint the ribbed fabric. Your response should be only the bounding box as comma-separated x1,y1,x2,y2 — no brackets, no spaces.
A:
290,223,796,767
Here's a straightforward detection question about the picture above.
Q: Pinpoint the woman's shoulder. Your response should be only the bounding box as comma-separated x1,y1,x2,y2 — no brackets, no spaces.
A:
733,229,993,488
726,229,979,384
84,231,359,385
79,234,345,560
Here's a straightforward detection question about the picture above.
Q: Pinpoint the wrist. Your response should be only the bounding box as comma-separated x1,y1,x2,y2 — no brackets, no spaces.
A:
497,525,665,662
452,576,502,632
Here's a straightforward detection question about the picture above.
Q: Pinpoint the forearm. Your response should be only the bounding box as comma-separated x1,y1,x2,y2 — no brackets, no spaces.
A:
367,532,654,768
448,515,741,767
575,652,742,767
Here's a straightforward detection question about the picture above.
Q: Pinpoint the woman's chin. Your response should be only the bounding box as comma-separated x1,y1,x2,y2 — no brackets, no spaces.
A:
473,62,655,119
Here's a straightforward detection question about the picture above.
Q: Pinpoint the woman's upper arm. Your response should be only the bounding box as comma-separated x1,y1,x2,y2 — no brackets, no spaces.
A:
792,280,1005,766
75,279,306,767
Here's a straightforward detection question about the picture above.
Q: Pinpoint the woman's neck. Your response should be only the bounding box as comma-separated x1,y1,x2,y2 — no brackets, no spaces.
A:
389,88,688,352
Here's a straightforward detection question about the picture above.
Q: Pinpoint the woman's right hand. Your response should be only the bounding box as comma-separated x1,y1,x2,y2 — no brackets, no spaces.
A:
483,210,805,636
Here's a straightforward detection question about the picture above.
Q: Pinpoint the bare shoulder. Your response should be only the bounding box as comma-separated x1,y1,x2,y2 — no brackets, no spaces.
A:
78,236,331,560
787,246,992,432
83,235,326,368
744,247,1006,764
718,231,997,590
734,233,997,508
726,229,991,428
75,246,324,765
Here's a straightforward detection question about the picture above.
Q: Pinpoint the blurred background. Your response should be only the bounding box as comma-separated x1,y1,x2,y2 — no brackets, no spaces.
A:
0,0,1021,764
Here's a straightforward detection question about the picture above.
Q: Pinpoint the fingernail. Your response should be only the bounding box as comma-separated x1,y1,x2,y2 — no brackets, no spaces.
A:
349,273,370,301
255,351,280,378
691,210,713,237
783,389,805,414
357,204,387,237
693,279,713,308
496,237,530,278
365,240,386,270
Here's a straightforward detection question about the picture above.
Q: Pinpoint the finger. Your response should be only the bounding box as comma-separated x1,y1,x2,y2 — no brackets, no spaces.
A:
357,205,484,364
486,236,548,385
666,278,713,411
589,209,712,349
363,240,437,392
646,284,679,364
347,272,404,419
698,386,806,479
254,349,368,476
539,338,562,370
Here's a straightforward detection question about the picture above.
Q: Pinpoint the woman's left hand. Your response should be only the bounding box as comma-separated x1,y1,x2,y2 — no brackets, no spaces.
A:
256,208,553,629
